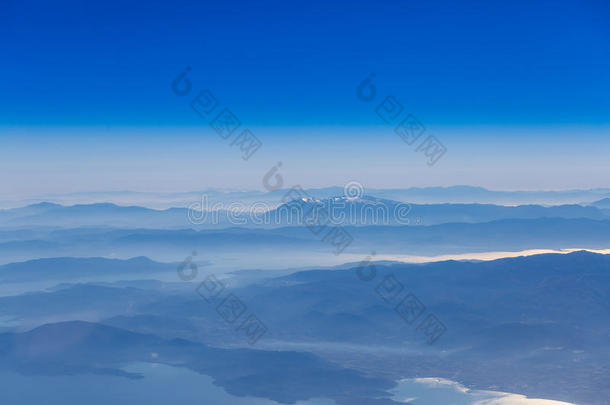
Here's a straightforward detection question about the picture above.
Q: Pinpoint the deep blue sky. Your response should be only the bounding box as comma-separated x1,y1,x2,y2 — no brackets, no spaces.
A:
1,0,609,196
2,0,609,127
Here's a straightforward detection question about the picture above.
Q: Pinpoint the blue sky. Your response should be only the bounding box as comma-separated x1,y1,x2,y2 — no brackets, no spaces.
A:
1,0,609,197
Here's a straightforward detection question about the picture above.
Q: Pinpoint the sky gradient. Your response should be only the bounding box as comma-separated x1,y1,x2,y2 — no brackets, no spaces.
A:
2,0,609,197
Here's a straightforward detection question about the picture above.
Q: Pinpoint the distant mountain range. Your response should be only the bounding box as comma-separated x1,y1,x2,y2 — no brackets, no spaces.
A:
4,185,610,209
0,202,187,228
1,196,609,229
272,196,608,226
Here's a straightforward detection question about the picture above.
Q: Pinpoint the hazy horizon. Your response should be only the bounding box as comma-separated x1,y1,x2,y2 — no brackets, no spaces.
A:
2,125,610,199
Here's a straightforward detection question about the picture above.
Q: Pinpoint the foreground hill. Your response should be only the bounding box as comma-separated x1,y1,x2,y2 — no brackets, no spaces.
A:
0,321,398,405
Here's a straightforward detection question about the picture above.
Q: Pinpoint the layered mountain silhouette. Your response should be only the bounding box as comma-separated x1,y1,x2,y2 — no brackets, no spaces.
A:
1,197,609,228
1,218,609,265
2,252,608,404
